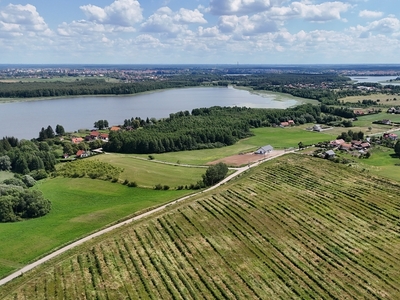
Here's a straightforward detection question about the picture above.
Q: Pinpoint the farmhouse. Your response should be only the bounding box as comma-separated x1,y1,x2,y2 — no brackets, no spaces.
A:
383,133,398,140
76,150,89,158
329,139,345,147
255,145,273,154
71,137,83,144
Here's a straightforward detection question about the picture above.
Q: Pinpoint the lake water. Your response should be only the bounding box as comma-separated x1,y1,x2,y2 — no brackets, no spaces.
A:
349,76,400,85
0,86,302,140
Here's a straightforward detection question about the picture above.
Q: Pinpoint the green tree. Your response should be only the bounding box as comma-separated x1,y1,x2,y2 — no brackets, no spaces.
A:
0,155,11,171
202,162,228,186
395,141,400,157
45,125,55,139
55,124,65,136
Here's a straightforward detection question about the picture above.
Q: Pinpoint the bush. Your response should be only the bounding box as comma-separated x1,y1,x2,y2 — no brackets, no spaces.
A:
154,184,163,190
163,185,170,190
128,181,137,187
29,169,48,180
0,188,51,222
22,175,36,187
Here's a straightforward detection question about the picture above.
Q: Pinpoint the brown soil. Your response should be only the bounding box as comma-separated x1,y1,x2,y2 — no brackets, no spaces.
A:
207,150,285,167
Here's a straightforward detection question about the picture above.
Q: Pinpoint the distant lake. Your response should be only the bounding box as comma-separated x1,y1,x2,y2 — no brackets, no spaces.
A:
349,76,400,85
0,86,305,140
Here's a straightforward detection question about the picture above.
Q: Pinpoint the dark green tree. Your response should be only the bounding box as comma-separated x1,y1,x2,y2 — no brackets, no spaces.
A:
45,125,55,139
395,140,400,157
202,162,228,186
55,124,65,136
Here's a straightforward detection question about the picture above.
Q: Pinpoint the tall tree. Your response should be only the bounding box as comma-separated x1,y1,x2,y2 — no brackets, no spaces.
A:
45,125,55,139
55,124,65,136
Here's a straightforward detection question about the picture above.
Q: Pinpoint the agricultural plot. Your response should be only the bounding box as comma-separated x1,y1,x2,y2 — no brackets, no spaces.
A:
2,154,400,299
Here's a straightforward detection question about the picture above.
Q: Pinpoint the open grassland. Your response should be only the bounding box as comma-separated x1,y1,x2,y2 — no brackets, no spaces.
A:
354,146,400,182
2,155,400,299
133,126,336,165
0,178,191,279
340,93,400,104
87,154,206,188
0,171,13,182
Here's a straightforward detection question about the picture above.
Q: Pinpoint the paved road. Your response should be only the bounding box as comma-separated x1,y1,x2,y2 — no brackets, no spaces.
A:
0,150,289,287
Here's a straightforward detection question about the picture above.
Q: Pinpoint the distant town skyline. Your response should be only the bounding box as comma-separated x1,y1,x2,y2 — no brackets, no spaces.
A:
0,0,399,64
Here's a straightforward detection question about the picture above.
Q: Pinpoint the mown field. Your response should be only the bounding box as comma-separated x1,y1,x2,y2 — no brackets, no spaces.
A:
87,154,207,188
0,178,191,278
133,126,336,165
2,154,400,299
340,93,400,104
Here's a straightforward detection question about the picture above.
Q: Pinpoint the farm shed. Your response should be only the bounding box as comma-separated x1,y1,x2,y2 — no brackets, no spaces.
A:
255,145,273,154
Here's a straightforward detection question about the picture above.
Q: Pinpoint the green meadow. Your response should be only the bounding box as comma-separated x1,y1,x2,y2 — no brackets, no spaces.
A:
0,172,13,182
0,177,191,278
87,154,207,188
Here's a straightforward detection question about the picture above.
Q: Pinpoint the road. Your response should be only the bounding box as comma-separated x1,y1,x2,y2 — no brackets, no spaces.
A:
0,150,289,287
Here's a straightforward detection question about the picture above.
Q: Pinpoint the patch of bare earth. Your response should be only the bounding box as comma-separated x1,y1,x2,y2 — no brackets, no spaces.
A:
207,150,286,167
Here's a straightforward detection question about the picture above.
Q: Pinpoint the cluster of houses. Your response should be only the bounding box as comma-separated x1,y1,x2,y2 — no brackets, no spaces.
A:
329,139,371,151
66,126,122,159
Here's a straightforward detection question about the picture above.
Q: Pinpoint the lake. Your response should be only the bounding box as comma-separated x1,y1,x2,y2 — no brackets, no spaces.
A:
349,76,400,85
0,86,305,140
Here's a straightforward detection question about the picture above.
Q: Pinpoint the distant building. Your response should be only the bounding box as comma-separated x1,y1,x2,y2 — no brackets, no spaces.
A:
313,124,322,132
325,150,335,158
255,145,273,154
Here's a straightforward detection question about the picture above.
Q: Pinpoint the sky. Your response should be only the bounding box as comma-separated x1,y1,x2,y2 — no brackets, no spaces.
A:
0,0,399,64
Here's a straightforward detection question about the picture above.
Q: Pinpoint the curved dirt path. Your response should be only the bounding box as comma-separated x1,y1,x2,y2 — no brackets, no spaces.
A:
0,150,290,287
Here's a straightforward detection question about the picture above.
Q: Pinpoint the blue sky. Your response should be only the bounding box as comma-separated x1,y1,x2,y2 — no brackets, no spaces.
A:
0,0,399,64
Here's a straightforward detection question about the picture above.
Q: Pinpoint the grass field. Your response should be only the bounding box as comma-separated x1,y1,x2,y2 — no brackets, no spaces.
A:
132,126,336,165
355,146,400,181
340,93,400,104
0,177,191,279
0,171,13,182
2,154,400,299
86,154,207,188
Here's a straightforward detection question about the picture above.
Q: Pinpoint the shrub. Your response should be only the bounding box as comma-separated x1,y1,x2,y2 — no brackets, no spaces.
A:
154,184,163,190
163,185,170,190
128,181,137,187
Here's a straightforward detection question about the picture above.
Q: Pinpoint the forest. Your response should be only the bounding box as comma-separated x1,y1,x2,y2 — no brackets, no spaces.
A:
104,104,352,154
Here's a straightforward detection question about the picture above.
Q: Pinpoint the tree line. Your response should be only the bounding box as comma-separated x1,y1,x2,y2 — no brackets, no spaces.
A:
0,79,202,98
104,104,351,154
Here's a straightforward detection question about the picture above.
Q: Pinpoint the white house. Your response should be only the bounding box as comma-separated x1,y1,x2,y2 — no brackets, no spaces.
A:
255,145,273,154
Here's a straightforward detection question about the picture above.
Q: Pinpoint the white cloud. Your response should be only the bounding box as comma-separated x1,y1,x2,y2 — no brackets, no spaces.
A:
208,0,285,15
0,4,51,35
141,6,206,36
359,10,384,19
352,17,400,38
80,0,143,27
289,1,350,22
217,14,278,36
